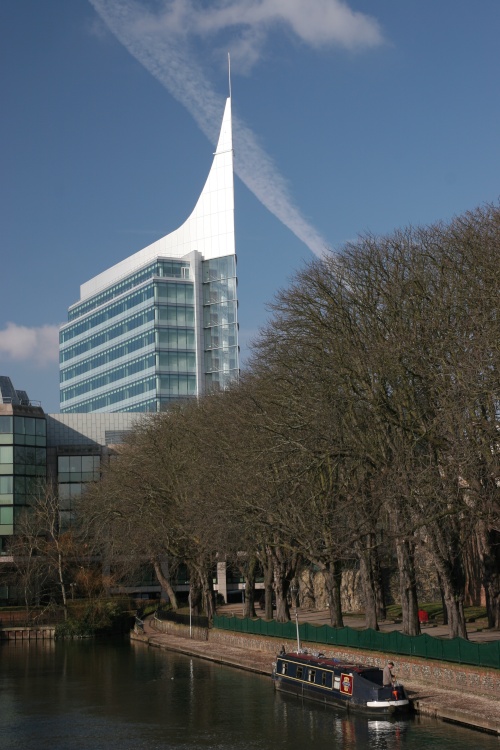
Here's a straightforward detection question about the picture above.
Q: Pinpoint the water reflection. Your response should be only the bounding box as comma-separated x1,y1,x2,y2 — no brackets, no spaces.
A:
0,640,497,750
274,693,411,750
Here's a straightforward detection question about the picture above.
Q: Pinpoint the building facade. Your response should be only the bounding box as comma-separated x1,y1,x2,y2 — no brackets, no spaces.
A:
0,376,140,557
0,377,47,556
59,98,239,413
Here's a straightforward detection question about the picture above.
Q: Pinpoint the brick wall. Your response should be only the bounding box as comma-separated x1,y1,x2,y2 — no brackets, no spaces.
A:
208,629,500,699
153,616,208,641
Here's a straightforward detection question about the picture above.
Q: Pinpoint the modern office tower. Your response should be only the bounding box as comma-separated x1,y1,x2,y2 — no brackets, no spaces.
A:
59,97,239,413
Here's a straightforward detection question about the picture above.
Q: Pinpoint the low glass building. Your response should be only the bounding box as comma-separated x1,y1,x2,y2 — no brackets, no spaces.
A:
0,377,250,603
0,377,46,555
59,98,239,413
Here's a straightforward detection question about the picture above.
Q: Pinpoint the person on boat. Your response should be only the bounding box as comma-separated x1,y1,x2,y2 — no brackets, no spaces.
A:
383,660,395,686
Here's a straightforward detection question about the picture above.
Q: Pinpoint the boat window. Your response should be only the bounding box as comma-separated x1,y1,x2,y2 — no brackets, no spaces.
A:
296,667,303,679
308,669,316,683
334,676,341,690
281,663,288,675
321,672,328,686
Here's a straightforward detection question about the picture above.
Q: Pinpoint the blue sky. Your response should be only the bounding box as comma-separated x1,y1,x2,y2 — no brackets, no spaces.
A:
1,0,499,413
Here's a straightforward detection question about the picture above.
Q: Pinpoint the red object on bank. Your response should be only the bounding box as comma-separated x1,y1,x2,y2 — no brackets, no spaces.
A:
418,609,429,624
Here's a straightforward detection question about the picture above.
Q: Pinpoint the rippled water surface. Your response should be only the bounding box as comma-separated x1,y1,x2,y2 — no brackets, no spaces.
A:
0,639,497,749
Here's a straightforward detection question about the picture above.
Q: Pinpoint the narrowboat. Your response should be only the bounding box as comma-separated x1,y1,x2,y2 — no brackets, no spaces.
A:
273,650,410,715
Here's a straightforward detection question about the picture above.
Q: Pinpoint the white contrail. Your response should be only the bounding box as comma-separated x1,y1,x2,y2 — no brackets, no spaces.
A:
88,0,382,257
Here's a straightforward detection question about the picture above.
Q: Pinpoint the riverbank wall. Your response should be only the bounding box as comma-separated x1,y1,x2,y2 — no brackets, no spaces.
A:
211,629,500,700
0,626,55,640
152,616,500,700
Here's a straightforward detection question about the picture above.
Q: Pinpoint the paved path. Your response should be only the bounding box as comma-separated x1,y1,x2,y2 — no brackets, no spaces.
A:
132,615,500,736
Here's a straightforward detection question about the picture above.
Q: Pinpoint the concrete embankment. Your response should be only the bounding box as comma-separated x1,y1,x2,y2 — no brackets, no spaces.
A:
131,617,500,736
0,626,56,640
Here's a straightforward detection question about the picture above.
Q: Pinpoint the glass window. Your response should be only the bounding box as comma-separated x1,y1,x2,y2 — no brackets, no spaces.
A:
14,417,26,435
81,456,94,474
35,448,46,466
14,476,25,494
157,328,196,350
59,484,71,501
0,507,13,525
24,418,36,436
58,456,70,473
59,510,73,531
203,301,237,327
81,456,100,480
157,305,195,327
69,456,82,474
203,278,236,305
35,419,46,436
202,256,235,282
158,352,196,373
59,492,72,511
0,477,13,494
0,416,12,434
0,447,13,464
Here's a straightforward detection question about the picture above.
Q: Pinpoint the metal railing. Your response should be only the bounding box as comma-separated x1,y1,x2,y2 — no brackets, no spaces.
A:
213,615,500,670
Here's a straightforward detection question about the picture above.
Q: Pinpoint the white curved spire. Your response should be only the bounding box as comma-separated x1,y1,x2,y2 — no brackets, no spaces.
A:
80,98,234,301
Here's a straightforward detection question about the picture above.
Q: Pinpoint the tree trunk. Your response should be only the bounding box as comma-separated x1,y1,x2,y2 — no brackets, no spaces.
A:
268,544,299,623
395,538,420,636
57,548,68,621
428,530,467,639
262,557,274,621
243,557,257,618
462,532,484,607
322,560,344,628
478,527,500,629
356,542,379,631
152,558,178,610
274,573,291,623
437,575,448,626
442,585,467,639
372,544,387,622
188,572,203,616
435,563,467,639
199,567,215,622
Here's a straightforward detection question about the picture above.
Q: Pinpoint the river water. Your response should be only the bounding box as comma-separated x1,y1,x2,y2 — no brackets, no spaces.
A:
0,639,497,750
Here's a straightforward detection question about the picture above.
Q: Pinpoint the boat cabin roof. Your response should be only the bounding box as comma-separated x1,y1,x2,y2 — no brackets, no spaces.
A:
281,651,378,676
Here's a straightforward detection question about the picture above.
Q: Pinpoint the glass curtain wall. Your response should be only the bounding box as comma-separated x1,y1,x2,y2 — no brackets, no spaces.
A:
202,256,239,391
60,260,196,413
58,454,100,530
0,414,46,553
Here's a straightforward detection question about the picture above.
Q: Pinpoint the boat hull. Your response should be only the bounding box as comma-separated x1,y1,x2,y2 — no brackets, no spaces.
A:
273,652,411,716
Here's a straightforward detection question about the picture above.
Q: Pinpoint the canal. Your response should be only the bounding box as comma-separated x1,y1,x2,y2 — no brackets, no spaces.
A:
0,639,497,749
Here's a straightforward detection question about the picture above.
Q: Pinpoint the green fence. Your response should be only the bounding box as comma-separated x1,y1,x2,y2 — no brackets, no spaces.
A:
213,615,500,670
